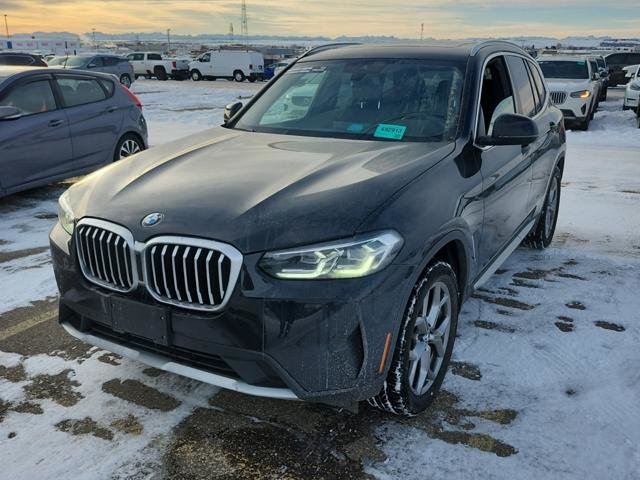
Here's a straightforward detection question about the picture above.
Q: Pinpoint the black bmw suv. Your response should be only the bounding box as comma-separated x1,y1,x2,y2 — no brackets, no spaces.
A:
51,41,566,416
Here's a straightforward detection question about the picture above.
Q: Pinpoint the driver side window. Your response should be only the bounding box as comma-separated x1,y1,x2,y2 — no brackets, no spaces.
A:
478,56,515,138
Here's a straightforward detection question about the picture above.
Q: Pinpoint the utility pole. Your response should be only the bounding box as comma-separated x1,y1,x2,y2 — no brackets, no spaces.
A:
3,14,9,40
420,23,424,41
92,28,96,50
228,23,234,44
167,28,171,53
240,0,248,48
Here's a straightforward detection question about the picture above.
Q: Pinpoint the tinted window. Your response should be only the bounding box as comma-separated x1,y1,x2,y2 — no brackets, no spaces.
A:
505,56,536,117
606,53,640,66
478,56,515,137
539,60,589,79
589,60,598,76
527,61,547,112
57,77,107,107
88,57,103,67
236,58,465,142
147,54,162,61
596,58,605,69
128,53,144,61
0,79,57,115
0,55,34,66
102,56,119,66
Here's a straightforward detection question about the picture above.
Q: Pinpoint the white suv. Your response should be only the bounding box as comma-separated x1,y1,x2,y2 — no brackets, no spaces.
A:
538,56,600,130
623,66,640,111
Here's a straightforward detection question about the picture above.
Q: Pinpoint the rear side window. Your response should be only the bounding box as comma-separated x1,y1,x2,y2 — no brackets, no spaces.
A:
56,77,107,107
0,79,57,115
147,54,162,61
527,61,546,113
128,53,144,61
0,55,34,66
99,79,115,96
505,56,537,117
102,56,119,66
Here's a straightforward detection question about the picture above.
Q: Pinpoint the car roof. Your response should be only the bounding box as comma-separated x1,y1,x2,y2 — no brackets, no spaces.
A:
0,65,118,85
0,52,39,57
298,41,527,63
537,56,590,62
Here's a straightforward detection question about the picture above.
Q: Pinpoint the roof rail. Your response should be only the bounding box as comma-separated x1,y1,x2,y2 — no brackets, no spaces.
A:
470,40,523,56
299,42,361,59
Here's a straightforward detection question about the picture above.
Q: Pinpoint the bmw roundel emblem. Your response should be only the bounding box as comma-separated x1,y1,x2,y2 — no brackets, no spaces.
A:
141,212,164,227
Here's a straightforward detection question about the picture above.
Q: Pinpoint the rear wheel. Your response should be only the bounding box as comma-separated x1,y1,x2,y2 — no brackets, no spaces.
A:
154,66,168,81
369,262,459,416
523,165,561,249
119,74,132,88
233,70,246,82
114,134,144,161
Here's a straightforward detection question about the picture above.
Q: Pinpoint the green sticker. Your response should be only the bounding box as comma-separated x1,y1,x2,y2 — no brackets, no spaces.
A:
374,124,406,140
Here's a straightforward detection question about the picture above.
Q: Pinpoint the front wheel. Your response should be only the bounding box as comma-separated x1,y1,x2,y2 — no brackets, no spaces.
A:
190,70,202,81
523,165,561,249
114,134,144,161
369,262,459,416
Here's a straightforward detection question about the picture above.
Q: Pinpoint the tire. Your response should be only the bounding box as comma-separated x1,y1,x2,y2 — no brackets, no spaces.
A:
576,114,590,131
248,75,257,83
369,262,459,416
637,109,640,129
523,166,561,249
622,105,630,111
154,66,168,81
119,74,132,88
233,70,246,82
190,70,202,81
601,87,607,101
114,133,144,161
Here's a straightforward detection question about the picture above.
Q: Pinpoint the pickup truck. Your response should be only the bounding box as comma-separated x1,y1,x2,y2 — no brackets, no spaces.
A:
126,52,190,81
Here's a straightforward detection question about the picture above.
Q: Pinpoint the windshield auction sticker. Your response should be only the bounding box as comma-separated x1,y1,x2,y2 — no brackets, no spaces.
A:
374,124,407,140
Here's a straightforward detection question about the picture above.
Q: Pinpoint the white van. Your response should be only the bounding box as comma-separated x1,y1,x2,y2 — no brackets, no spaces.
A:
189,50,264,82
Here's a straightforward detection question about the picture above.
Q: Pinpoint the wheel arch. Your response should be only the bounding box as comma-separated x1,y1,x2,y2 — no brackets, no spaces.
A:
113,131,146,161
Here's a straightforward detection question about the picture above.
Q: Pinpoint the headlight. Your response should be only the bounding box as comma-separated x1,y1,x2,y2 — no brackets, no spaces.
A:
630,82,640,91
58,192,75,235
260,231,403,280
570,90,591,99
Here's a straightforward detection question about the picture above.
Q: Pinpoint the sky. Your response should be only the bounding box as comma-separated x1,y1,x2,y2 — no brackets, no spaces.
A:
0,0,639,39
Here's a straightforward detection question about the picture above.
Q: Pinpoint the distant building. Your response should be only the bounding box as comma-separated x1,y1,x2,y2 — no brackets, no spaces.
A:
0,37,81,55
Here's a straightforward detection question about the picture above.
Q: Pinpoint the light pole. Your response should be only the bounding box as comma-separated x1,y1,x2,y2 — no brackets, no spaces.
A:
92,28,96,50
3,14,9,40
166,28,171,53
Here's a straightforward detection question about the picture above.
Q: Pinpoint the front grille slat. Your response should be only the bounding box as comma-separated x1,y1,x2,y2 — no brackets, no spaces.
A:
75,219,241,311
75,220,135,293
146,239,240,311
550,91,567,105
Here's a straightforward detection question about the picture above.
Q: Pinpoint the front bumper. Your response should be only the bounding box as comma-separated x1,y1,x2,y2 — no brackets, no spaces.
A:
624,90,639,109
555,95,592,121
50,222,413,405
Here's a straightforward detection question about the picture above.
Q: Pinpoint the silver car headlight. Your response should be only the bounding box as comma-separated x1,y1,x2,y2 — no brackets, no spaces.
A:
630,82,640,91
58,191,75,235
260,231,403,280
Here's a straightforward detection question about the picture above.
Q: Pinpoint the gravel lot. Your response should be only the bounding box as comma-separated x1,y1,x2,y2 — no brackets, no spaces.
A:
0,82,638,480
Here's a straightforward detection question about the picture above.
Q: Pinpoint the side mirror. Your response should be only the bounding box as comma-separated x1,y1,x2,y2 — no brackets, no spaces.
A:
476,113,539,147
0,106,21,120
223,102,243,123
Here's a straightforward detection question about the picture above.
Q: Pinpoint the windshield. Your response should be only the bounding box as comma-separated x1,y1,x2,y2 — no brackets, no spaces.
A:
539,60,589,79
234,58,465,142
47,57,67,66
57,56,90,68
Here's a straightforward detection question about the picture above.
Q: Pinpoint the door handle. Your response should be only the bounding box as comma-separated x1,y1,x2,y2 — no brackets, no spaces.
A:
105,106,118,113
48,119,64,127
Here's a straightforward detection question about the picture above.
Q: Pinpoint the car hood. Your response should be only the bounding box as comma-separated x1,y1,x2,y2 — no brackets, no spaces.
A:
545,78,593,90
66,127,453,253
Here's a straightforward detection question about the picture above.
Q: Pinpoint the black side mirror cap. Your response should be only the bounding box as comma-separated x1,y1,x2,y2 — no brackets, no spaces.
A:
0,106,21,121
476,113,539,147
223,102,243,123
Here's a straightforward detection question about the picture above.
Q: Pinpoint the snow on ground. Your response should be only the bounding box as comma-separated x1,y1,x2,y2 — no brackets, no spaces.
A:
0,82,638,479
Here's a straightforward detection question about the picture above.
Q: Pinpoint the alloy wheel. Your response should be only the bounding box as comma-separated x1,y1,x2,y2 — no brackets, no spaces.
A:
544,177,559,238
119,139,141,159
408,281,452,396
